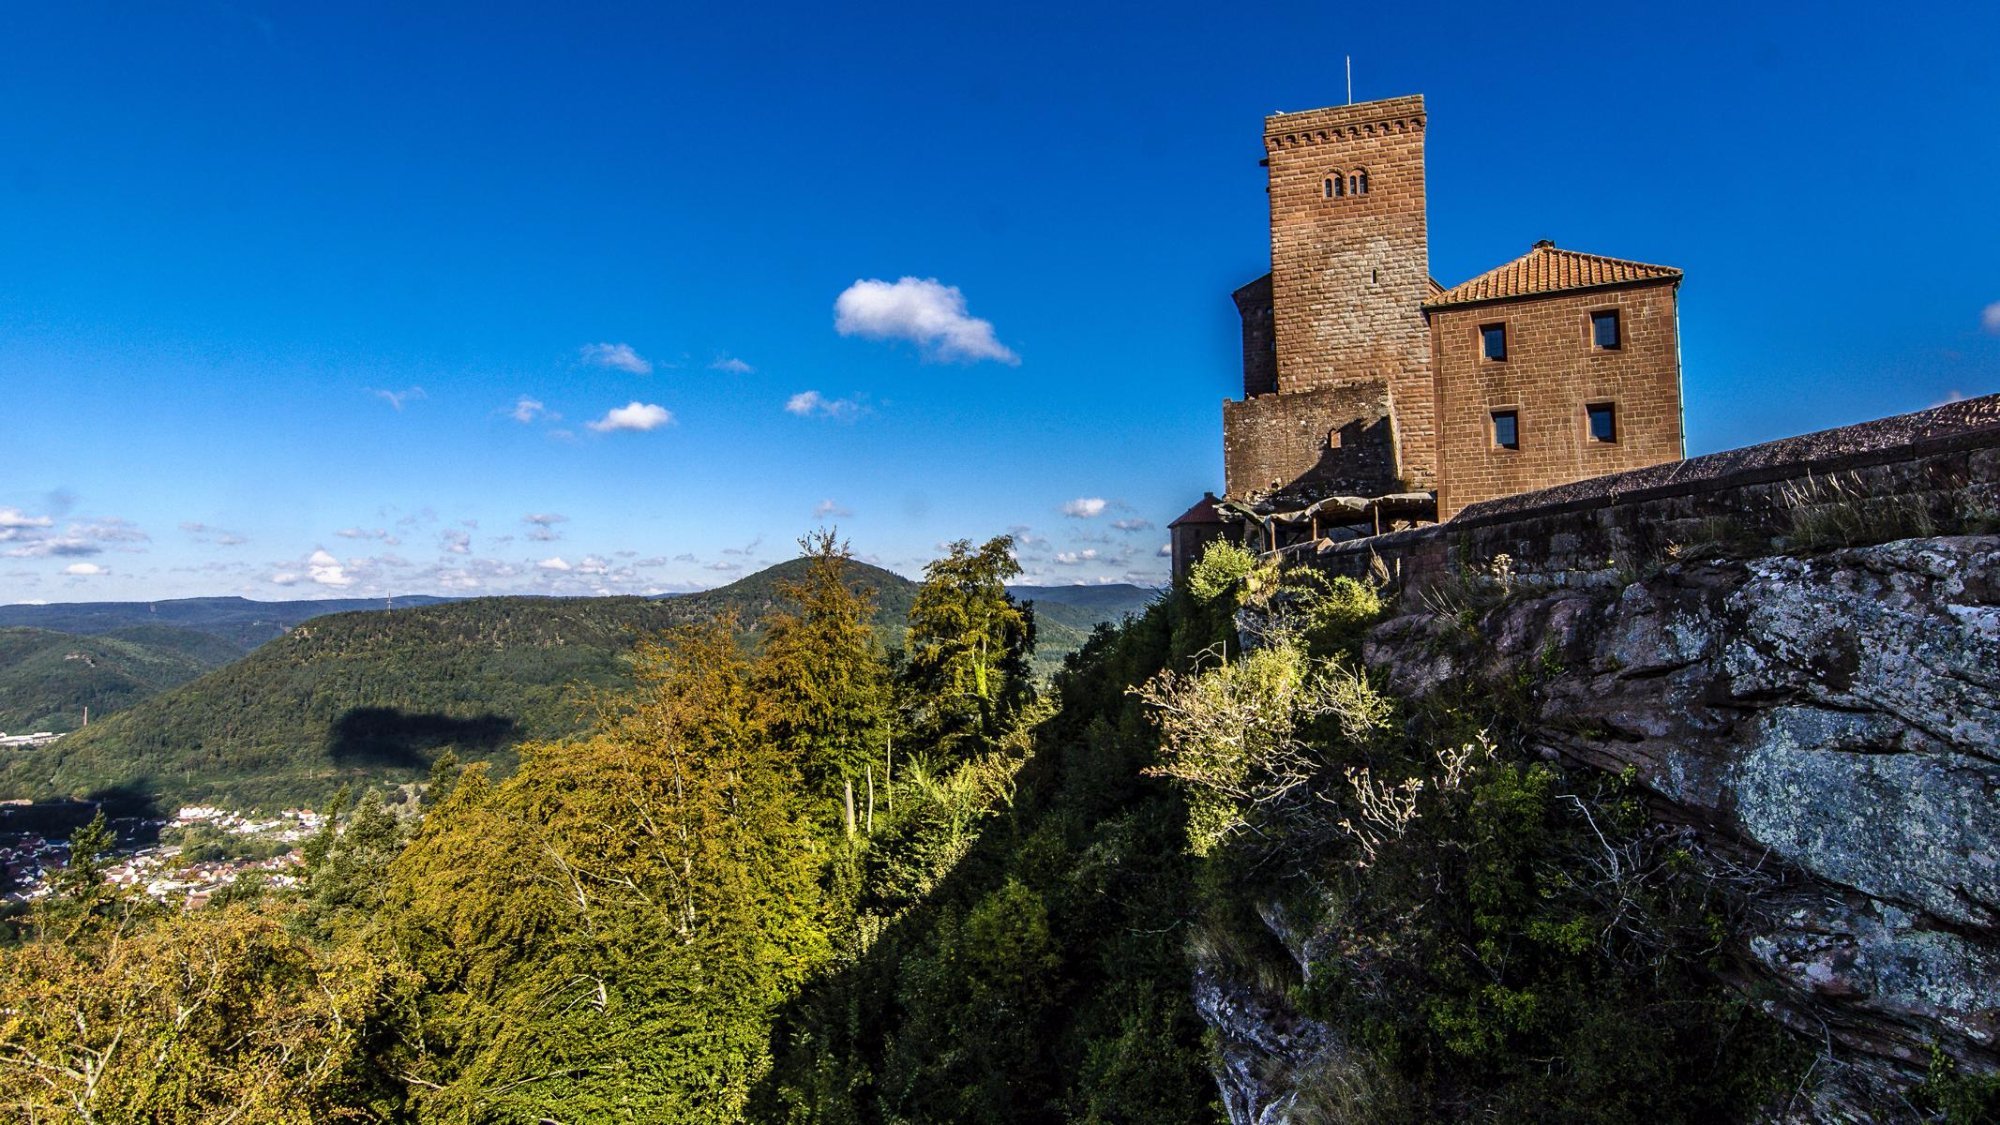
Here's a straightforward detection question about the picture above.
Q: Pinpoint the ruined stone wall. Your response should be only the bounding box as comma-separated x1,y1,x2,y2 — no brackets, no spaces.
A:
1264,96,1435,488
1222,380,1399,502
1430,278,1683,519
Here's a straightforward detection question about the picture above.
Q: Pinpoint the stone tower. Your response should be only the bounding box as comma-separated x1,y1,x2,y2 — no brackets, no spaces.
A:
1261,94,1434,488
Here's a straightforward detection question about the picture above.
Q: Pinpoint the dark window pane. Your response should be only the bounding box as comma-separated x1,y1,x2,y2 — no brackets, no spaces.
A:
1492,410,1519,449
1481,323,1507,360
1358,169,1369,194
1324,177,1335,198
1588,403,1617,442
1592,309,1621,349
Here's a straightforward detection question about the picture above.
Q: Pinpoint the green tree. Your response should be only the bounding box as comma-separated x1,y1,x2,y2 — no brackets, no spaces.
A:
902,535,1035,752
298,787,406,940
755,530,892,828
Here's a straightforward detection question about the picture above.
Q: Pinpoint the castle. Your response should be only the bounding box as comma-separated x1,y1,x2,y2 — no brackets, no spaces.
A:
1172,93,1686,576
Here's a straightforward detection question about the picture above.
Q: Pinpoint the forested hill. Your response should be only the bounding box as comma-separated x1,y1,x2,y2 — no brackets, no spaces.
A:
0,626,247,734
0,562,1153,810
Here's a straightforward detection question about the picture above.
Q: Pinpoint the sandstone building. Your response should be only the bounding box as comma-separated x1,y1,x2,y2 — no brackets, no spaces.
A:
1174,93,1685,576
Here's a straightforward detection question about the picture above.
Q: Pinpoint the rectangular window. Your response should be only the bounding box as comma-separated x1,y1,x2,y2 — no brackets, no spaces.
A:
1587,402,1617,443
1591,309,1622,349
1491,409,1520,450
1481,323,1508,361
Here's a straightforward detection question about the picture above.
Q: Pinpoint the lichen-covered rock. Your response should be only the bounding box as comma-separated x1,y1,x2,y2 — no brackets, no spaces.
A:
1462,537,2000,1086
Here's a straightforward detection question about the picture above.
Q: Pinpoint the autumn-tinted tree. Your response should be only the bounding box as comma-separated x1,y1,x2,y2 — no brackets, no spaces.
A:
378,620,831,1123
0,903,409,1121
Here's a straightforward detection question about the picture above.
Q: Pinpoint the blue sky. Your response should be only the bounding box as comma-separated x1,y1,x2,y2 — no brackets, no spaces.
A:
2,1,1996,602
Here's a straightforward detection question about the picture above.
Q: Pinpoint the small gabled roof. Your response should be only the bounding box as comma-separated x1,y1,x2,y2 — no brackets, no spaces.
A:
1425,241,1680,310
1169,493,1225,528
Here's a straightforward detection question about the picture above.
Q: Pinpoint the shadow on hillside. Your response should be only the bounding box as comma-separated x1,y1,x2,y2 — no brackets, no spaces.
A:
328,707,519,769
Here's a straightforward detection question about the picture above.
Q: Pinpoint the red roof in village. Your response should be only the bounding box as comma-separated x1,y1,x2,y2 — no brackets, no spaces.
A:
1425,242,1680,309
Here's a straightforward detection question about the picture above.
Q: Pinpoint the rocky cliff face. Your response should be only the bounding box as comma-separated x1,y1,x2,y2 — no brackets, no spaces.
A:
1203,535,2000,1120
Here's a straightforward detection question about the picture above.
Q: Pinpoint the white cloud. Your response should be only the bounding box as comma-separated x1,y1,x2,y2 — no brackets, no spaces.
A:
710,356,754,374
1158,543,1172,557
1053,549,1099,565
580,342,653,375
1062,498,1108,519
814,499,854,519
0,508,52,532
306,549,353,588
588,401,674,432
441,529,472,555
575,555,610,575
834,277,1019,364
270,571,301,586
370,386,426,410
510,396,550,423
63,562,106,576
523,513,569,542
1111,517,1154,532
785,390,864,419
1982,301,2000,335
537,556,572,571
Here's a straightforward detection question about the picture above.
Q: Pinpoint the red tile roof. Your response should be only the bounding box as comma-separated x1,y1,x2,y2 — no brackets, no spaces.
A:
1426,241,1680,309
1169,493,1225,527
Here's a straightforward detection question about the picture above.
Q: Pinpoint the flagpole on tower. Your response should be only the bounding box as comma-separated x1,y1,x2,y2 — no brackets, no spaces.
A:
1346,56,1353,105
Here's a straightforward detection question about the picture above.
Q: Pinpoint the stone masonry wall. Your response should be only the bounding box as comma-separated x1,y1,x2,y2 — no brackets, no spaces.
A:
1430,278,1683,519
1264,96,1435,489
1222,380,1399,502
1300,393,2000,594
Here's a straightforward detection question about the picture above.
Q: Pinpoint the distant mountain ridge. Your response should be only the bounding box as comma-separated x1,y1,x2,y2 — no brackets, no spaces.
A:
0,594,458,650
0,563,1156,810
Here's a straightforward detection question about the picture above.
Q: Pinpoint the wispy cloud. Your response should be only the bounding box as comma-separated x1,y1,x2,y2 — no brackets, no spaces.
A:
587,401,674,432
814,499,853,519
180,521,248,546
1982,301,2000,335
1111,517,1153,532
0,508,53,534
441,529,472,555
580,342,653,375
1,513,149,558
710,356,754,374
335,527,400,545
510,396,554,423
370,386,426,410
1061,498,1108,519
834,276,1019,364
784,390,864,419
523,513,569,542
1053,549,1099,565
